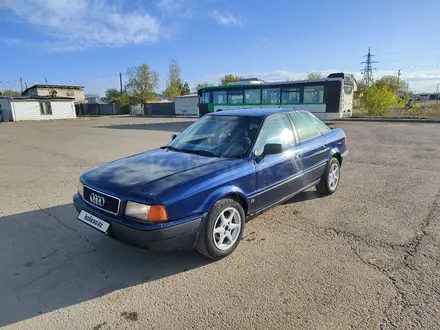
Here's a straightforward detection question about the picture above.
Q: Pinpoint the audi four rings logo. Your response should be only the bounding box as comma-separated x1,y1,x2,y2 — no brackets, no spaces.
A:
89,192,105,207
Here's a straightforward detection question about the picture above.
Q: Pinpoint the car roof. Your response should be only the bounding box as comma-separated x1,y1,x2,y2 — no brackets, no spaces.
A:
208,107,305,118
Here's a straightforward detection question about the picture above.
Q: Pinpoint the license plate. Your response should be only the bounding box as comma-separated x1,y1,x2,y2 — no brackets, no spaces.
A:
78,210,110,233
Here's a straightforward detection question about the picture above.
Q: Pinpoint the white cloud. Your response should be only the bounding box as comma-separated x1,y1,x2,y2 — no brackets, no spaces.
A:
0,0,175,50
208,10,243,27
155,0,192,19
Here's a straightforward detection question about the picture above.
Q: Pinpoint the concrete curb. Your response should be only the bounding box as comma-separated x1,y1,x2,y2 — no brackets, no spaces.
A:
329,118,440,124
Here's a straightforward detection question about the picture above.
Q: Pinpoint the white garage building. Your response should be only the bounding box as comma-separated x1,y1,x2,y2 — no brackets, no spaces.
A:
0,97,76,122
174,94,198,116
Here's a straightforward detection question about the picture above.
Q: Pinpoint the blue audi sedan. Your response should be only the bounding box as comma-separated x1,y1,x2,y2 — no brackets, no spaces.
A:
73,108,348,260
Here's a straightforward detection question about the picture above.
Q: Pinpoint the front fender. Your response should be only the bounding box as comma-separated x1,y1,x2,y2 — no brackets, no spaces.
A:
197,185,250,215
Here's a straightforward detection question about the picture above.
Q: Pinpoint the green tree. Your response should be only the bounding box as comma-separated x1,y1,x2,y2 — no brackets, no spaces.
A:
306,72,323,80
102,88,129,105
181,81,191,95
196,82,211,90
163,59,184,100
362,84,397,116
220,74,242,86
125,63,159,103
376,75,409,92
1,89,20,97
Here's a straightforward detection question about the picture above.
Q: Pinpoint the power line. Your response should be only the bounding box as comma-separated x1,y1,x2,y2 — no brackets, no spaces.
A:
360,47,377,86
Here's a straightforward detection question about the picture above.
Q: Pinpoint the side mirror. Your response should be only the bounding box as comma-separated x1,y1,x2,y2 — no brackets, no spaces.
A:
171,134,177,141
260,143,282,159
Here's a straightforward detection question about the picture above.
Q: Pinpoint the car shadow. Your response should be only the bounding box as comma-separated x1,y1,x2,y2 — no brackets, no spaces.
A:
94,121,195,132
282,189,324,204
0,204,209,326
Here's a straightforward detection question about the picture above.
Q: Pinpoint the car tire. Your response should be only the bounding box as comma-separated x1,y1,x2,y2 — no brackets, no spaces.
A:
316,157,340,195
196,198,245,260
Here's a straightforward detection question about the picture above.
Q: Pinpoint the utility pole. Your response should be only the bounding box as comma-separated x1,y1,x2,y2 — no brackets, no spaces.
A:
20,77,24,93
119,72,123,93
360,47,377,87
396,70,401,96
436,83,439,102
45,77,48,85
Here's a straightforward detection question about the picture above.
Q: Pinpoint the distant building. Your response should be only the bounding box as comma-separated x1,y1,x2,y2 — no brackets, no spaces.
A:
22,84,85,103
413,93,439,101
0,96,76,122
85,94,104,104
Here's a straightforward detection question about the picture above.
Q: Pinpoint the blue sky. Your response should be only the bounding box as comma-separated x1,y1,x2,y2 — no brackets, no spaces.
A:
0,0,439,94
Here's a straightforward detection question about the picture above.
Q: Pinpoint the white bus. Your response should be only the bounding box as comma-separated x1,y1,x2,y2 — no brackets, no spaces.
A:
198,72,357,120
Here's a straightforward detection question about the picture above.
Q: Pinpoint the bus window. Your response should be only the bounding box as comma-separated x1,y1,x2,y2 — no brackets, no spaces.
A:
201,92,210,104
303,86,324,104
281,88,300,104
228,91,244,104
262,88,280,104
213,91,227,104
245,89,261,104
344,86,353,94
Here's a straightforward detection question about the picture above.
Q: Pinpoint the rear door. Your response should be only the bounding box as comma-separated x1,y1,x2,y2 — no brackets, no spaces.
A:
289,112,330,187
252,114,303,211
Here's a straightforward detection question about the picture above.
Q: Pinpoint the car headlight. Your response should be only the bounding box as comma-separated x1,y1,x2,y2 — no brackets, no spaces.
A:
125,201,168,222
78,180,84,198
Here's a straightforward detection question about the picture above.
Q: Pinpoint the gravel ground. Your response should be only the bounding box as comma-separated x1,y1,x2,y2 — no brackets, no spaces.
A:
0,116,439,330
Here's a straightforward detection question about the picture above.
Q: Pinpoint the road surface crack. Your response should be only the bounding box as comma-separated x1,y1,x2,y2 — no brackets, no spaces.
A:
37,205,99,252
17,255,73,301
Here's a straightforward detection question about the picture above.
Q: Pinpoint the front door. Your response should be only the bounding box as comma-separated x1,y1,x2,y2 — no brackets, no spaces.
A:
252,114,303,211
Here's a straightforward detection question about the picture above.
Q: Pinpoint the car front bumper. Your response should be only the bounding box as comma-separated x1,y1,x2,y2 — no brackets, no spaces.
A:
73,193,204,251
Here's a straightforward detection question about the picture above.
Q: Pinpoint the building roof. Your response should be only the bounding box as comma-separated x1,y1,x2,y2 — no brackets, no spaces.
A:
22,84,84,94
0,95,75,101
175,94,198,98
209,107,304,118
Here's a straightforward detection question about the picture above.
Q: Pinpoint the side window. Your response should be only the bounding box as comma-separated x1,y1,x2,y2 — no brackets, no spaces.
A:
245,89,261,104
255,115,295,156
262,88,280,104
213,91,227,104
289,112,321,142
227,91,244,104
307,113,331,135
200,92,210,104
303,86,324,104
281,88,300,104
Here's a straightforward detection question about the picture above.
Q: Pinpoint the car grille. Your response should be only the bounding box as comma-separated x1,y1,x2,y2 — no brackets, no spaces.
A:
83,186,120,215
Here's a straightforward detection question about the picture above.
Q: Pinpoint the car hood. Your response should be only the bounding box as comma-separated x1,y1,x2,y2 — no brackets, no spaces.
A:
81,149,229,198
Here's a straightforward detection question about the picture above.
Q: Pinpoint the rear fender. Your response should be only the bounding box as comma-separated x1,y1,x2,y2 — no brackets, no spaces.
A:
328,148,343,164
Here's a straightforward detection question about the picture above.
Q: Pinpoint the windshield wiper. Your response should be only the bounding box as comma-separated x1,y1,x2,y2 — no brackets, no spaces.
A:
183,149,219,157
161,146,218,157
160,145,184,152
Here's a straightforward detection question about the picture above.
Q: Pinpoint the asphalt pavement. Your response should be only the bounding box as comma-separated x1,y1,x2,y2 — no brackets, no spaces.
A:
0,116,439,329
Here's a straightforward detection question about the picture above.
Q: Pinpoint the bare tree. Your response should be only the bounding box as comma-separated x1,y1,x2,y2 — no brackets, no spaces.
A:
163,59,183,100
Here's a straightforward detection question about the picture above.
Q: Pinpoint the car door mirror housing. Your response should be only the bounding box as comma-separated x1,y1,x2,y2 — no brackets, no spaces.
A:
171,134,177,141
260,143,282,159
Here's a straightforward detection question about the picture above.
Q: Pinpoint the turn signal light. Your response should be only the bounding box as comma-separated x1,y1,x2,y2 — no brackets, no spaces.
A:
148,205,168,222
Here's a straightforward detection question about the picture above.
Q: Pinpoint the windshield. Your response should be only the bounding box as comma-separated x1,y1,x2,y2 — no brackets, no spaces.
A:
168,115,263,158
